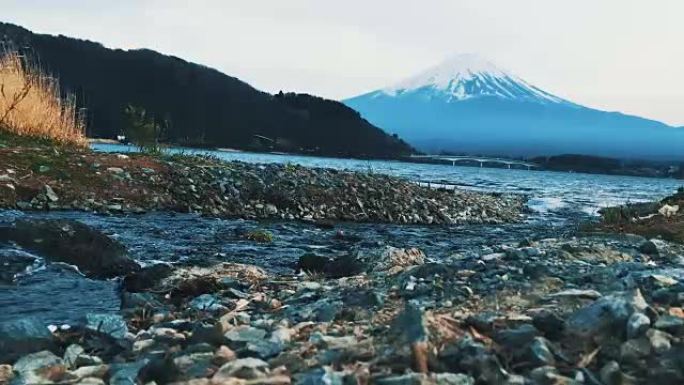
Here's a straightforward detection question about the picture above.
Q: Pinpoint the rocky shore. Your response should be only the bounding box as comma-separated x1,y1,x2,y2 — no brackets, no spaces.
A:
2,215,684,384
0,146,524,225
3,139,684,385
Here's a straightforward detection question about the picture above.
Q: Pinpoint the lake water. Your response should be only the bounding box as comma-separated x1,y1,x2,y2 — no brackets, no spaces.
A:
0,144,681,325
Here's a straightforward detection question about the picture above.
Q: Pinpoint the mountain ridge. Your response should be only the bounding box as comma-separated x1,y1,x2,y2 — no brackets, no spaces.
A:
345,54,684,161
0,22,414,158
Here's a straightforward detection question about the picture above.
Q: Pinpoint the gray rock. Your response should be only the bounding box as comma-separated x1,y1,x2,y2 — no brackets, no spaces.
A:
646,328,672,354
433,373,475,385
391,302,428,344
13,350,64,384
639,240,659,255
0,317,54,363
109,360,149,385
599,361,637,385
64,344,85,369
224,326,267,344
620,338,651,362
213,357,269,380
296,368,345,385
43,184,59,201
376,373,429,385
189,322,225,346
189,294,227,313
654,315,684,335
85,313,128,340
527,337,555,367
626,312,650,339
244,340,284,359
566,289,648,339
173,351,214,379
0,219,139,279
495,324,539,348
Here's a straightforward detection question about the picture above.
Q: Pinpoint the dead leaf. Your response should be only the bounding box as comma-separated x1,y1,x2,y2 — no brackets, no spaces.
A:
577,347,601,368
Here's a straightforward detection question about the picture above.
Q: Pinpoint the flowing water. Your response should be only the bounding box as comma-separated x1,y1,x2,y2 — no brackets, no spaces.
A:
0,144,681,325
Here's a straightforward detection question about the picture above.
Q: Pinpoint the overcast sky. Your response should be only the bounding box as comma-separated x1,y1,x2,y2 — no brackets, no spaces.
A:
3,0,683,125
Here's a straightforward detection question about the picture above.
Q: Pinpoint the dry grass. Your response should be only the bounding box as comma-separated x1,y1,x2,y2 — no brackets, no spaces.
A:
0,49,86,146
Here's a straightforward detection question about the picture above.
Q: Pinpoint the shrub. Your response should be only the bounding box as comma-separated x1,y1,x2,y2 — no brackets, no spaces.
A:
123,105,165,154
245,229,274,243
0,49,86,146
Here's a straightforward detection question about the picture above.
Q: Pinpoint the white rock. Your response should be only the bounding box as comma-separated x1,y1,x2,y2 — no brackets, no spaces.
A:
659,204,679,218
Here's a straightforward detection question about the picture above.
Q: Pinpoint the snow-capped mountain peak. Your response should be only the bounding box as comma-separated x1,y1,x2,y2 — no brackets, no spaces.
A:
382,53,565,104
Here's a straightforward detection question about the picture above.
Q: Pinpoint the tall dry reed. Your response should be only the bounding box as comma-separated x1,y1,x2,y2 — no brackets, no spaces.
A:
0,49,86,146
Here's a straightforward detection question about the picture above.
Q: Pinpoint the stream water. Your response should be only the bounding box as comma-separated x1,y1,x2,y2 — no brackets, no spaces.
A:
0,144,681,324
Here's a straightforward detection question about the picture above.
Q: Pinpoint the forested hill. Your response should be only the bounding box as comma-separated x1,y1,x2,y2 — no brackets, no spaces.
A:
0,22,414,158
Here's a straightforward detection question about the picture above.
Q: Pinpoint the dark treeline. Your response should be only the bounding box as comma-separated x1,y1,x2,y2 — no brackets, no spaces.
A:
0,22,414,158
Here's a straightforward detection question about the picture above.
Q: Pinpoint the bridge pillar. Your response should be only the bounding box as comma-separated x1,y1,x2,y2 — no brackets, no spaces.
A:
452,161,455,166
507,164,511,169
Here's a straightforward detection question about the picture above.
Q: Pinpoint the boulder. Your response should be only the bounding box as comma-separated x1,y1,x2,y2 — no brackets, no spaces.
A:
566,289,648,339
0,249,39,284
213,358,269,380
122,263,174,292
368,246,426,273
84,313,128,340
0,317,55,364
296,246,426,278
0,219,139,279
12,351,66,384
296,253,364,278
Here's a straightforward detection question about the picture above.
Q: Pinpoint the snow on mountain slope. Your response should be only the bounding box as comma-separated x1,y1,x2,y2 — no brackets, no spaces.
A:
344,54,684,160
381,53,567,104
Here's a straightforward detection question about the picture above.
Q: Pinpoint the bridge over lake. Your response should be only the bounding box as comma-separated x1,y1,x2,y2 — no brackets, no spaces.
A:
409,154,540,169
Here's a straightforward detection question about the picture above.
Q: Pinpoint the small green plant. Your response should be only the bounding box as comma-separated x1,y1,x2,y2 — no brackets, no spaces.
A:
123,105,165,154
245,229,274,243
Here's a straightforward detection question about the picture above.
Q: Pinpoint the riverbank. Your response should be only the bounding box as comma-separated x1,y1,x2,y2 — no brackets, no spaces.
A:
3,216,684,383
0,142,524,225
596,188,684,243
4,134,684,384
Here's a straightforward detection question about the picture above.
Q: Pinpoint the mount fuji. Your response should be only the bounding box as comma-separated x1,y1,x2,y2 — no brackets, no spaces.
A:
344,54,684,160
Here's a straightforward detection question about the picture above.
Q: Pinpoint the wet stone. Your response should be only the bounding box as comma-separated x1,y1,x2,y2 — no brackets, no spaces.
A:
526,337,556,367
244,340,283,359
626,312,651,339
639,240,659,255
224,326,267,343
566,289,648,339
532,311,566,340
189,294,227,313
12,350,65,384
376,373,429,385
646,328,672,354
391,302,428,343
296,368,345,385
213,357,269,380
654,315,684,335
0,317,55,363
495,324,539,348
433,373,475,385
620,338,651,362
109,360,150,385
85,313,128,340
189,322,226,346
0,365,14,384
64,344,85,369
